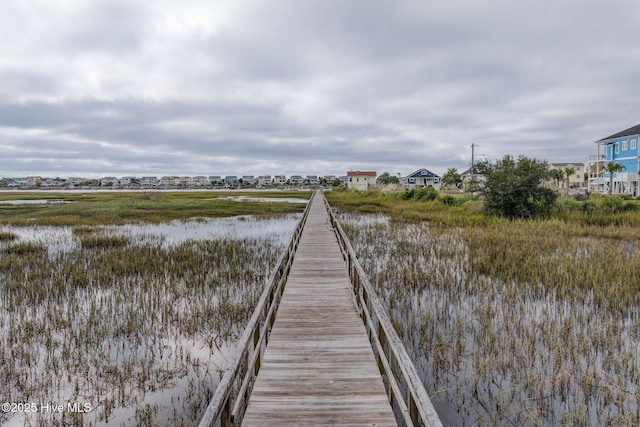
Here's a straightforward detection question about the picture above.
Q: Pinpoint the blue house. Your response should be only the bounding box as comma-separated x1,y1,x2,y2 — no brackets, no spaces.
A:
596,124,640,195
403,168,441,190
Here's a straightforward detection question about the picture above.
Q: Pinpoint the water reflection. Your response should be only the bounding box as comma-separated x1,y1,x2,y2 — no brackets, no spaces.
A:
212,196,309,204
0,199,66,205
0,214,301,256
111,214,301,247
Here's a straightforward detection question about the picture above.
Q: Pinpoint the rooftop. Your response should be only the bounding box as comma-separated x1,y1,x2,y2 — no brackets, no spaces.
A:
347,171,377,177
597,123,640,142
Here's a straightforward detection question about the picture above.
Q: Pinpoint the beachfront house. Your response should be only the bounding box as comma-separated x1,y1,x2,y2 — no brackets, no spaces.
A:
140,177,158,187
347,171,377,190
192,176,209,187
594,124,640,196
403,168,441,190
101,177,119,187
548,163,586,189
224,176,239,187
257,175,272,187
290,175,304,186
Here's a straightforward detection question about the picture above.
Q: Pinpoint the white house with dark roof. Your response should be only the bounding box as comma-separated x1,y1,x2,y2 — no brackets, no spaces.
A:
192,176,209,186
100,177,119,187
403,169,441,190
306,175,319,185
224,176,238,185
140,176,158,187
257,175,272,186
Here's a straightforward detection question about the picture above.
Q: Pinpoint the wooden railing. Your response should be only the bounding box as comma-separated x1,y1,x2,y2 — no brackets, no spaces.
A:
198,192,315,427
324,194,443,427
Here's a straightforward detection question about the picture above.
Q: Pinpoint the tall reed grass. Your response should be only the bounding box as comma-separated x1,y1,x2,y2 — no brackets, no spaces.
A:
0,221,289,425
339,211,640,426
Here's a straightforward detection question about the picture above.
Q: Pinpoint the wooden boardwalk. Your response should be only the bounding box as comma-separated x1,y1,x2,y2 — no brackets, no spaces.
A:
241,192,397,426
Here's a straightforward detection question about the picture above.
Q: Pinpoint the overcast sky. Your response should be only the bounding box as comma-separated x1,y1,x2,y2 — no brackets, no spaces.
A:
1,0,639,179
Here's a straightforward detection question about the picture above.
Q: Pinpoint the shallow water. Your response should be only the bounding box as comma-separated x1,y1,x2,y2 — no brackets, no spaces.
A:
0,199,65,205
0,214,300,426
0,214,301,256
212,195,309,204
338,212,640,426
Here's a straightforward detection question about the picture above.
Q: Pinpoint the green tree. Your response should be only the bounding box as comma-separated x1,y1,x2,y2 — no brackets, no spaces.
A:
441,168,462,190
602,162,626,195
563,166,575,196
377,171,400,185
550,168,564,187
476,155,557,219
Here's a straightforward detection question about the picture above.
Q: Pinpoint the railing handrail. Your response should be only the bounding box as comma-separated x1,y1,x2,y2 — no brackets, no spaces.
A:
323,193,443,427
199,191,316,427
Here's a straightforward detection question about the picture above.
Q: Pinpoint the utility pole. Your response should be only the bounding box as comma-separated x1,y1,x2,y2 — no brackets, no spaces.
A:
471,143,477,179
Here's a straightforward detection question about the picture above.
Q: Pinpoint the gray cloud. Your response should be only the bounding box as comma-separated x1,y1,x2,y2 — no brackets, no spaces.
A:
1,0,639,178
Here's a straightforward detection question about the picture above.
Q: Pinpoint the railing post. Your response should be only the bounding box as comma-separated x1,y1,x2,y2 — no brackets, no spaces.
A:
408,390,418,427
221,398,231,427
253,326,260,375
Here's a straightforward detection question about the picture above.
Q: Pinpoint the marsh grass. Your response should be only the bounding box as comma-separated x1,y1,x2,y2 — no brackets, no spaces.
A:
0,191,309,226
0,213,296,425
2,241,47,256
334,192,640,426
80,234,130,249
0,231,18,241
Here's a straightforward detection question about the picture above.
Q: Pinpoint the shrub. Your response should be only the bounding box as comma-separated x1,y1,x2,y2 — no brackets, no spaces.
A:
477,155,558,219
403,186,439,202
440,195,455,206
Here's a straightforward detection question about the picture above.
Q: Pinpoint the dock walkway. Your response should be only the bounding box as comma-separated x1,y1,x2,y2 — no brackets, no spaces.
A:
241,192,397,426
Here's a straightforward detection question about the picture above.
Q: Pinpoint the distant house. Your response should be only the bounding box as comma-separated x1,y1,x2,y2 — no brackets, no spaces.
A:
403,169,440,190
159,176,179,186
8,178,28,187
460,167,484,188
101,177,119,187
242,176,256,186
41,178,66,188
594,124,640,195
306,175,319,185
66,177,88,187
290,175,304,186
273,175,287,186
224,176,239,186
119,176,137,186
347,171,377,190
27,176,43,187
177,177,192,187
257,175,272,186
322,175,337,184
192,176,209,187
548,163,586,189
140,176,158,187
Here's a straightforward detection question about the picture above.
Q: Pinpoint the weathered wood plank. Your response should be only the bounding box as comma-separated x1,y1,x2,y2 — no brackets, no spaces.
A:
241,192,397,426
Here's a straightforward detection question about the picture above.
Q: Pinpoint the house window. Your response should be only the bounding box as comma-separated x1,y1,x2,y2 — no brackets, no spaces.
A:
623,140,628,150
615,143,619,154
576,174,580,179
632,139,637,150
